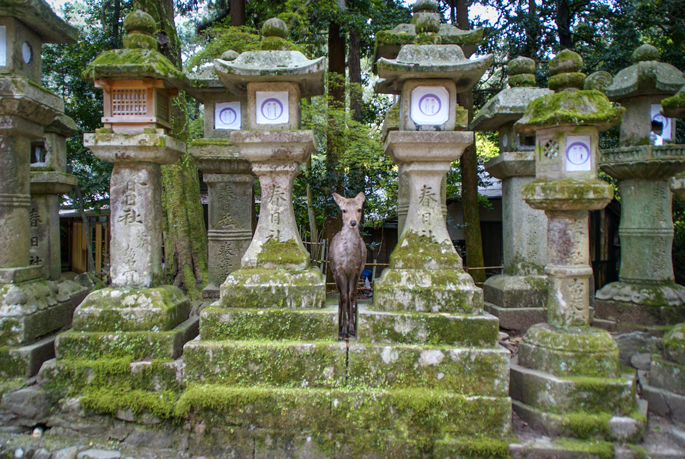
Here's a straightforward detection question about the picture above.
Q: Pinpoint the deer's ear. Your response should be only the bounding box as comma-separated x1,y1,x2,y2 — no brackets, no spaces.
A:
355,191,366,204
333,193,344,207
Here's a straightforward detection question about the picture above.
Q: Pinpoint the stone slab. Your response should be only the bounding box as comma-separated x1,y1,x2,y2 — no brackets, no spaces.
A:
510,360,634,415
484,302,547,333
0,267,43,284
595,282,685,327
72,286,190,332
347,343,509,395
0,334,55,378
643,383,685,425
55,316,198,360
220,268,326,309
512,400,645,442
176,385,511,438
508,438,619,459
613,331,662,366
200,306,337,341
183,340,346,388
483,274,547,309
357,307,499,347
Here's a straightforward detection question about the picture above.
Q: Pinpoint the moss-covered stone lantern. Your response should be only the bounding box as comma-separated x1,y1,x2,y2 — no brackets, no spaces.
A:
595,44,685,331
186,67,253,299
510,50,644,442
53,10,196,366
0,0,84,379
470,56,553,332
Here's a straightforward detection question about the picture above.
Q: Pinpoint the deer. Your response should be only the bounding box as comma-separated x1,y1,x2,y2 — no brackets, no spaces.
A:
329,192,367,339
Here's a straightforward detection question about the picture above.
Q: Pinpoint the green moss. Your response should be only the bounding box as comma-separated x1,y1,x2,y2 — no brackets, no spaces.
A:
389,231,461,269
509,73,536,88
81,387,178,419
122,9,157,35
548,72,586,91
414,33,441,45
220,268,325,309
553,439,614,459
55,329,182,360
189,138,235,147
0,348,27,378
517,90,624,132
123,33,158,50
564,412,612,439
549,50,584,75
662,91,685,117
83,48,185,82
256,238,308,267
436,436,512,459
522,179,614,208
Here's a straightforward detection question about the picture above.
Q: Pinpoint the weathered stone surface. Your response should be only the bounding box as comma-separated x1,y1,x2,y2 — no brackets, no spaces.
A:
220,269,325,309
375,45,493,95
595,282,685,327
358,307,498,346
664,323,685,365
0,0,78,44
347,343,509,395
484,303,547,333
53,447,78,459
72,286,190,332
549,49,583,75
1,387,52,422
183,340,347,388
630,352,652,370
510,360,634,415
584,71,613,91
483,274,547,308
650,354,685,395
77,449,121,459
470,88,553,132
518,323,619,378
605,53,685,101
199,306,337,341
642,383,685,425
613,331,662,366
0,334,56,378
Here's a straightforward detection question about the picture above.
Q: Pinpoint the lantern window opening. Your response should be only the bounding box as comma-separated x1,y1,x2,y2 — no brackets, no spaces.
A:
543,139,559,159
518,134,536,150
112,88,148,117
31,140,48,164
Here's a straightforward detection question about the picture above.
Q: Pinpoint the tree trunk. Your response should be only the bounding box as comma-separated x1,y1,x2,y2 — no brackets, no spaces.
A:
524,0,539,59
74,185,95,273
324,19,346,286
230,0,245,27
135,0,209,300
555,0,573,49
348,28,362,121
306,157,320,260
456,0,486,283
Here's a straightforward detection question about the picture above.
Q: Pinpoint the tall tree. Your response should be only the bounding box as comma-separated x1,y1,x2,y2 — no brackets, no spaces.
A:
456,0,486,283
134,0,208,299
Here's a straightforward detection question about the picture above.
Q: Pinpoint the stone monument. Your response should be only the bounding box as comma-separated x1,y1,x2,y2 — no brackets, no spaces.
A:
53,10,197,365
471,56,552,332
510,50,645,443
595,44,685,331
187,68,253,299
0,0,87,378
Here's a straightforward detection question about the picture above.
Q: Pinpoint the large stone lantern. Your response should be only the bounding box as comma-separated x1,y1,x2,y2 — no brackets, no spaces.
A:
510,50,644,441
595,44,685,331
471,56,552,332
0,0,83,378
54,10,197,364
186,68,253,299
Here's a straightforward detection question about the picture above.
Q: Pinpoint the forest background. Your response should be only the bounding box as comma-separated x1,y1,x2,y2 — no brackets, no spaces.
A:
41,0,685,298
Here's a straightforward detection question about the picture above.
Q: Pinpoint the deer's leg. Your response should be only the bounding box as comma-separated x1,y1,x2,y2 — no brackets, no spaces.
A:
333,271,346,339
347,276,357,336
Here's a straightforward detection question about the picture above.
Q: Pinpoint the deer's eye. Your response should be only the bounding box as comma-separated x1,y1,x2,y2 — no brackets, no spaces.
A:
357,209,361,213
343,210,347,213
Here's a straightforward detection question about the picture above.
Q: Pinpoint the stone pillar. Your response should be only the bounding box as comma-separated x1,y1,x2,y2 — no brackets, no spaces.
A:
510,50,644,443
203,172,253,297
595,44,685,331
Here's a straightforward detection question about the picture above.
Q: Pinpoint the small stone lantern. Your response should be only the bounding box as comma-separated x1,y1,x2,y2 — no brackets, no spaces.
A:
54,10,195,364
186,66,254,299
470,56,553,332
595,44,685,331
0,0,81,378
510,50,643,441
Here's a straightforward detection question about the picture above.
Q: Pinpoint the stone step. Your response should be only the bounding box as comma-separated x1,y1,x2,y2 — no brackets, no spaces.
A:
0,293,76,347
55,316,199,361
0,334,56,378
484,301,546,334
510,360,635,415
434,435,513,459
183,340,347,388
200,306,337,341
650,354,685,395
357,306,499,347
509,437,617,459
176,385,511,439
512,400,646,443
642,383,685,425
348,343,509,395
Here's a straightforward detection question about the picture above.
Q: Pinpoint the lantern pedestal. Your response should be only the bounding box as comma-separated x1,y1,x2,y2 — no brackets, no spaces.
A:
189,140,254,299
54,133,196,362
597,145,685,331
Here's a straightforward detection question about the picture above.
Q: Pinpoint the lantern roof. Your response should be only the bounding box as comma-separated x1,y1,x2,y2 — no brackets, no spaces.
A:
605,44,685,100
0,0,78,44
661,85,685,119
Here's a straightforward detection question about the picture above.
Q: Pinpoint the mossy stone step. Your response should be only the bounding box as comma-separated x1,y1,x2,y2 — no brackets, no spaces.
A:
0,334,56,378
38,357,183,395
55,316,198,360
358,307,499,346
649,354,685,395
512,400,646,443
433,435,512,459
510,360,635,415
348,343,509,395
200,306,337,341
183,340,346,388
175,385,511,438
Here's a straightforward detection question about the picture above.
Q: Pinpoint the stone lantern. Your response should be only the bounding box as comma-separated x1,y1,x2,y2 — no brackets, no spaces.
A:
53,10,197,364
187,67,253,299
595,44,685,331
0,0,83,378
470,56,553,332
510,50,644,441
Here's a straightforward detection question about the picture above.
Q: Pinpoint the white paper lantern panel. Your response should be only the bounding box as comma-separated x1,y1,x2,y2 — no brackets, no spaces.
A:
410,86,449,126
256,91,289,125
565,135,592,172
215,101,241,130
